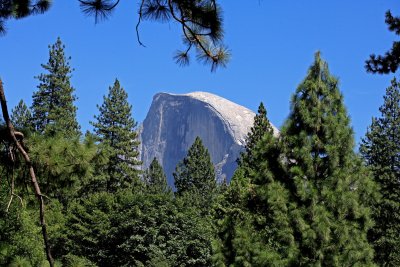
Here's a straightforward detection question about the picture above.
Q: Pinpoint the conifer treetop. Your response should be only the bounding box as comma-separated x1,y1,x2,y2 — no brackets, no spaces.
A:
91,78,141,192
11,99,33,131
360,77,400,265
174,136,216,200
31,37,80,137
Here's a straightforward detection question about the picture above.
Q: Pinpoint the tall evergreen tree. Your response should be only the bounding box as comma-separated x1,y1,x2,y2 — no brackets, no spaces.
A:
280,52,375,265
144,157,170,194
239,102,274,169
174,137,216,205
91,79,141,192
11,99,33,131
215,53,376,266
31,37,80,137
360,77,400,266
214,104,291,265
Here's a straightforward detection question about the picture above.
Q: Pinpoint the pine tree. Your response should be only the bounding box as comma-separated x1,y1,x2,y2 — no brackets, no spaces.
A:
174,137,216,205
215,53,377,266
280,52,375,265
360,77,400,266
245,103,273,155
239,102,274,169
214,107,292,265
91,79,141,192
31,37,80,137
11,99,33,131
144,157,170,194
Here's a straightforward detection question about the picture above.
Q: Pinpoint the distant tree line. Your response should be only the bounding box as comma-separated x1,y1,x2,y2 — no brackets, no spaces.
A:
1,38,399,266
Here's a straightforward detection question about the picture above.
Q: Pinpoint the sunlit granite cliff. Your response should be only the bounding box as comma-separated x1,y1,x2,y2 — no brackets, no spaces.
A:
139,92,278,187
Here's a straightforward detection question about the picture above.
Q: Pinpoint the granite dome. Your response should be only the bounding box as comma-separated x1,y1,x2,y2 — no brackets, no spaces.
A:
140,91,278,187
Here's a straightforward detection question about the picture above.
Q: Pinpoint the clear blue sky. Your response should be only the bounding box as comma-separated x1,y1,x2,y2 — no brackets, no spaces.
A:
0,0,399,147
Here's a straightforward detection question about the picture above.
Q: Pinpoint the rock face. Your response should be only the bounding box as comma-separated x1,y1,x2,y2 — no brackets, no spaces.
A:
140,92,278,187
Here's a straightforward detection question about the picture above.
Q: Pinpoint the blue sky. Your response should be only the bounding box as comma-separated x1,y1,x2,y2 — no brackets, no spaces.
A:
0,0,399,147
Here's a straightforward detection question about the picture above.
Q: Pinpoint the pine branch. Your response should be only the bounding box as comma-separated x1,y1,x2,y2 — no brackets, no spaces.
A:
366,10,400,74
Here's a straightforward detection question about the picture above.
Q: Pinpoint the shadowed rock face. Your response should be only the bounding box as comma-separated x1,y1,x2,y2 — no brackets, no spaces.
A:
140,92,278,187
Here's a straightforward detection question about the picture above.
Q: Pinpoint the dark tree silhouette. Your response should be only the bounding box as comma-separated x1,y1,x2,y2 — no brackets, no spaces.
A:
366,10,400,74
0,0,52,35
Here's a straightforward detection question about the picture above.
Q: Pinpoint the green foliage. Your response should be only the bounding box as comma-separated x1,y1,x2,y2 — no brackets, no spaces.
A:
66,189,213,266
360,77,400,266
2,34,392,266
174,136,217,207
11,100,33,132
110,192,213,266
214,115,294,266
31,37,80,137
91,79,141,192
279,52,376,266
144,157,170,194
61,254,96,267
66,191,115,266
28,134,98,205
215,53,377,266
0,189,47,266
239,102,274,170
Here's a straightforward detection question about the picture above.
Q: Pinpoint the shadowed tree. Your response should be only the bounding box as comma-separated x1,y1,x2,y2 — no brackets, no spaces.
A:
144,157,170,194
174,136,216,207
360,77,400,266
11,99,33,131
366,10,400,74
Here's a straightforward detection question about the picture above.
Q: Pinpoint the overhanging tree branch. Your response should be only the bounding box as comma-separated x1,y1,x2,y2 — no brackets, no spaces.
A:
79,0,230,71
366,10,400,74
